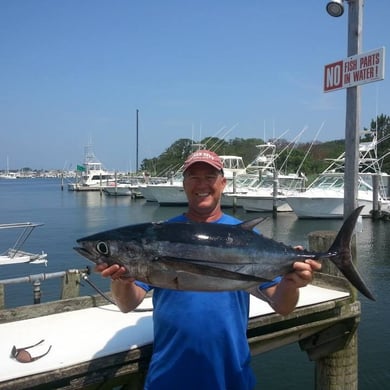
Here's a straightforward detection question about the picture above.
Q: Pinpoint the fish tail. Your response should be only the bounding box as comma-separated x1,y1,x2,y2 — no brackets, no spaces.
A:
327,206,375,300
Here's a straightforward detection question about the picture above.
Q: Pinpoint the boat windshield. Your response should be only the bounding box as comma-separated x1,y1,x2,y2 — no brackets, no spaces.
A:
311,175,344,189
91,175,113,180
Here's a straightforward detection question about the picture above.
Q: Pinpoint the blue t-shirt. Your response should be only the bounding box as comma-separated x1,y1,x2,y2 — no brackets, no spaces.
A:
135,213,272,390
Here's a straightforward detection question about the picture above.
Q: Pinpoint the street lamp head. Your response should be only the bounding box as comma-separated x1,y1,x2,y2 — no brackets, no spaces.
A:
326,0,344,17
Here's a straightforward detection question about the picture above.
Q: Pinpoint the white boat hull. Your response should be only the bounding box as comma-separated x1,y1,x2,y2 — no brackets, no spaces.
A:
149,184,188,206
103,184,138,197
238,194,292,212
285,133,390,219
138,185,158,202
287,191,374,219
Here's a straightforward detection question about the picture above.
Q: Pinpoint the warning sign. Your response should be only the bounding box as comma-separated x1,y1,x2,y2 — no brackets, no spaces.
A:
324,47,385,92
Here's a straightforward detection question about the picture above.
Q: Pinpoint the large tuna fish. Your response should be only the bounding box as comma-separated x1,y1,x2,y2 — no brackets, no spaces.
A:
74,206,375,300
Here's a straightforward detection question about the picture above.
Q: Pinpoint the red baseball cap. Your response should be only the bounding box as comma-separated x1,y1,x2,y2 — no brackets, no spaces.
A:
183,150,223,173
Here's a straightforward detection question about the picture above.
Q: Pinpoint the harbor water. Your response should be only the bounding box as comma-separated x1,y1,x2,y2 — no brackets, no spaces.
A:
0,178,388,389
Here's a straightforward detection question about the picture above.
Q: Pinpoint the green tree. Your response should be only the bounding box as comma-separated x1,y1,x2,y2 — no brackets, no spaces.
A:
139,115,390,178
140,138,194,176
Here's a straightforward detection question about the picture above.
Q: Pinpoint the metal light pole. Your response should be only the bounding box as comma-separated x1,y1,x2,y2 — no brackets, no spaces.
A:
344,0,363,218
315,5,364,389
327,0,363,218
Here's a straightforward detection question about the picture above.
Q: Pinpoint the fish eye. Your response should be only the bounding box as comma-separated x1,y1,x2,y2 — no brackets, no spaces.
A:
96,241,109,255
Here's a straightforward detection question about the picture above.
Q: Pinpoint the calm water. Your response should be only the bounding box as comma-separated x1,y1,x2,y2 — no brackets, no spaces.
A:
0,178,388,389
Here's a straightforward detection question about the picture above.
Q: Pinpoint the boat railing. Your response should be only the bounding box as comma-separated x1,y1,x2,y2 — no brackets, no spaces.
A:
0,268,91,309
0,222,48,264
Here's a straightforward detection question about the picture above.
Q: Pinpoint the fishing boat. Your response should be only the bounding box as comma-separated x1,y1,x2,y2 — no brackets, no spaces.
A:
137,176,169,202
0,222,47,266
68,145,115,191
220,174,261,208
103,177,143,197
232,174,305,212
146,173,187,205
103,183,136,197
286,133,390,218
222,143,305,211
146,155,248,206
219,155,247,179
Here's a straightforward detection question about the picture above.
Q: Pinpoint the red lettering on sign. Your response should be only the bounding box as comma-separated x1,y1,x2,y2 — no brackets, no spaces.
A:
344,59,357,72
324,48,384,92
324,61,344,92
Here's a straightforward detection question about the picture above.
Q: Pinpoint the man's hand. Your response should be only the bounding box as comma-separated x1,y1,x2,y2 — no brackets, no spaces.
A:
262,259,322,316
284,259,322,289
95,263,135,283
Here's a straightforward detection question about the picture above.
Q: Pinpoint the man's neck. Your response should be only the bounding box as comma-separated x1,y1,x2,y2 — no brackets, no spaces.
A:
185,208,223,223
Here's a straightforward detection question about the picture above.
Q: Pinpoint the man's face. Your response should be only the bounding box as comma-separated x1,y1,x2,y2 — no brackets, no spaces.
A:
183,162,226,216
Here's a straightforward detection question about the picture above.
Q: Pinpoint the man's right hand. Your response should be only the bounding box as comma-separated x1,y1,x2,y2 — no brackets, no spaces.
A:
95,263,135,282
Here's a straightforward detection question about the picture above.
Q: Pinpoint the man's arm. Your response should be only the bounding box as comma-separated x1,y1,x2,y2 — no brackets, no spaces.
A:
258,259,322,316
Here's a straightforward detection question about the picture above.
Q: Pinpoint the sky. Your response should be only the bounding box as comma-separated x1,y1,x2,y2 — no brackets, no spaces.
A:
1,0,389,171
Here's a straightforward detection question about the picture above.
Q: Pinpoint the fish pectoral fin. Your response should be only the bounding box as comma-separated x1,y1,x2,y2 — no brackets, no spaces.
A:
160,257,264,283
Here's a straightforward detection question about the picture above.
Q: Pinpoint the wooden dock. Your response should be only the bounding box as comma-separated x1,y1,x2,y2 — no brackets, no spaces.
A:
0,272,359,390
0,230,364,389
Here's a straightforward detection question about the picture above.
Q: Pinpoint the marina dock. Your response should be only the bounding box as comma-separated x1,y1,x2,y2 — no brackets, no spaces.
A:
0,270,359,390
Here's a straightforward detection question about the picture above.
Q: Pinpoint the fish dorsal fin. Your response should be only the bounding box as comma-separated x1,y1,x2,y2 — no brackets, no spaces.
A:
239,217,267,231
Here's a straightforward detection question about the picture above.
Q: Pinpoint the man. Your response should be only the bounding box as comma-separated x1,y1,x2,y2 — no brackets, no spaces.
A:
96,149,321,390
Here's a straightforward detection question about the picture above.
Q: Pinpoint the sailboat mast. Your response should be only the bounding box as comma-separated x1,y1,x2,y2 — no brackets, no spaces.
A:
136,109,139,173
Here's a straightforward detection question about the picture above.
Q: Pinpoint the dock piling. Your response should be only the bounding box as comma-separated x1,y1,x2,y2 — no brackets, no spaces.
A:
307,230,359,390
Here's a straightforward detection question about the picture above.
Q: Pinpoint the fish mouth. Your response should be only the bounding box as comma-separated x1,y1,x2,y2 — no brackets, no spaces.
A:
73,246,93,259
